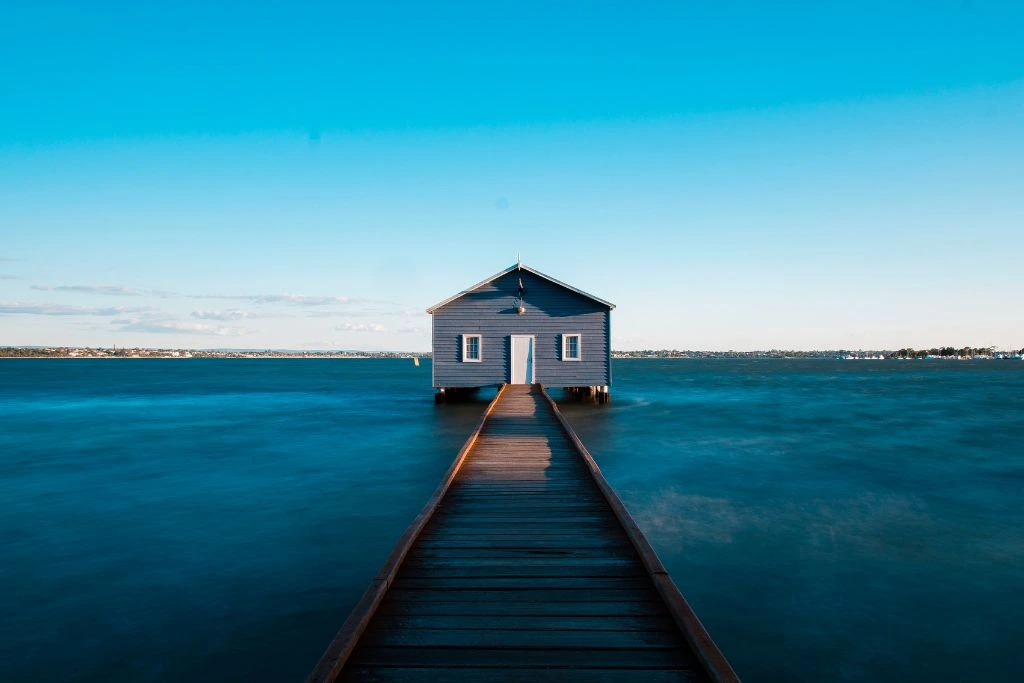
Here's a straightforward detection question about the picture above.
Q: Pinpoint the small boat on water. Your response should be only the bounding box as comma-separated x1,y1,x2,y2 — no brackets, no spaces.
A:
412,356,420,367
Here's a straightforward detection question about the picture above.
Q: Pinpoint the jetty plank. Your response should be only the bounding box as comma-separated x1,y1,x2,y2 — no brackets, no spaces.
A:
376,599,668,616
309,384,738,683
346,646,696,670
389,577,657,591
369,613,677,631
339,667,703,683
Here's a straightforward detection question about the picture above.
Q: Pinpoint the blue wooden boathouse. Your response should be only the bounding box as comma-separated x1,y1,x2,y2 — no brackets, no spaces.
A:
427,262,614,402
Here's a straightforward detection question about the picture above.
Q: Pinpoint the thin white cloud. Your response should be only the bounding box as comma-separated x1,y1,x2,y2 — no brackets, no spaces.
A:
0,275,16,280
30,284,359,307
113,319,249,336
336,322,387,333
296,340,356,349
30,284,174,297
211,293,357,306
307,308,419,318
397,325,426,334
0,301,154,316
191,309,251,321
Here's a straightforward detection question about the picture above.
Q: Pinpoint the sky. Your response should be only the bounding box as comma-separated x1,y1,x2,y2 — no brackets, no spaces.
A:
1,1,1022,351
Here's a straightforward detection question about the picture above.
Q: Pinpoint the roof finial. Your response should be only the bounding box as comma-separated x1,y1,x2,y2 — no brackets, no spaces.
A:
517,253,522,270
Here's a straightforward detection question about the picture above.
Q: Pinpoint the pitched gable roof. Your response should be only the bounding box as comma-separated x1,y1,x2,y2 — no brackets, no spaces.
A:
426,263,615,314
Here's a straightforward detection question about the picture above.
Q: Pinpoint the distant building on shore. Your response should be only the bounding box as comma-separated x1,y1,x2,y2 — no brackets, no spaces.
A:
426,262,614,401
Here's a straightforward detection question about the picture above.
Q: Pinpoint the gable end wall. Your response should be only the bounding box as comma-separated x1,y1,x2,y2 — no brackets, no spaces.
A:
431,270,610,387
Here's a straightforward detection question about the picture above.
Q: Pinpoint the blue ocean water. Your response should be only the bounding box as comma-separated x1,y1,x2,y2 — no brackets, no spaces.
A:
1,358,1022,681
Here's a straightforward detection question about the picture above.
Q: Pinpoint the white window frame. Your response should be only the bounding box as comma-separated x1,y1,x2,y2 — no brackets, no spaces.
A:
562,333,582,361
462,334,482,362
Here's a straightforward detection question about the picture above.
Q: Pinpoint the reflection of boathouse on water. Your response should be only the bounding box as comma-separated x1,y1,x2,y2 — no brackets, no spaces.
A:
426,262,614,403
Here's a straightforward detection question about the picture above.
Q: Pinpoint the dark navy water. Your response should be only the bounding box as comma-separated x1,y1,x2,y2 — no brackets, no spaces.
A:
2,359,1022,682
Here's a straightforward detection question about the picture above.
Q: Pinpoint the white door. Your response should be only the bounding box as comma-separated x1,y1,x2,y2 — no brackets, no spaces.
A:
510,335,535,384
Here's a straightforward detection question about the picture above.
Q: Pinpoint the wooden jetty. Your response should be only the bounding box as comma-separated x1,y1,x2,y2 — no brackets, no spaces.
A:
308,384,738,682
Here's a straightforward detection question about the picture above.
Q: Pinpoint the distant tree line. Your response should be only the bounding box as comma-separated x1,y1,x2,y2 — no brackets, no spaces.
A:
891,347,1015,358
0,346,137,357
0,347,55,357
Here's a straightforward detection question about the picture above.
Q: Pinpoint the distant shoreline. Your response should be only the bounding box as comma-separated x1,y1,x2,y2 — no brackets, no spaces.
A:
0,349,415,360
2,346,1022,360
0,355,381,359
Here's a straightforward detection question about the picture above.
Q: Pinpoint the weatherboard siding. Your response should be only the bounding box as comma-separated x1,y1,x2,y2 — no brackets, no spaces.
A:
432,270,610,387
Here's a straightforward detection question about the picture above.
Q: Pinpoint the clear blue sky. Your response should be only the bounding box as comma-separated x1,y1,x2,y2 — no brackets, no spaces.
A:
2,1,1022,350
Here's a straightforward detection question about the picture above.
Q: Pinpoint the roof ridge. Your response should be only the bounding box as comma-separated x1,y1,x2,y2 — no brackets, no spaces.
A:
426,263,615,313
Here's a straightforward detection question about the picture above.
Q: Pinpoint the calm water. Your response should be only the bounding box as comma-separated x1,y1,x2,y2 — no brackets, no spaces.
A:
2,359,1022,681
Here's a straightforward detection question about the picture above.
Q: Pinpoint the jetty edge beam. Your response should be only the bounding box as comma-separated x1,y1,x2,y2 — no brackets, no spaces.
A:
539,387,738,682
305,384,510,683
